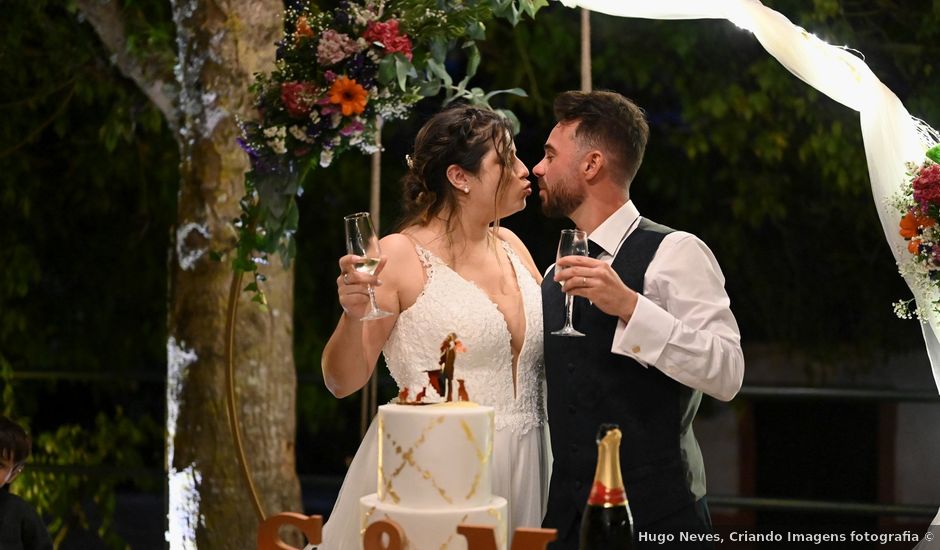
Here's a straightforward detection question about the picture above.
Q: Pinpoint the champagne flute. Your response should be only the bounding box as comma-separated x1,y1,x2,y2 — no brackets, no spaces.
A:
551,228,589,337
344,212,392,320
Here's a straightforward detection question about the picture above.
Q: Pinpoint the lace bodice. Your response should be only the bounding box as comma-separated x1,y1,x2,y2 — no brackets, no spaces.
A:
383,241,545,435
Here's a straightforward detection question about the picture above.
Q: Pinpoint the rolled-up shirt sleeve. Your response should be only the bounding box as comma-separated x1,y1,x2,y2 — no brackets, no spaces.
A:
611,232,744,401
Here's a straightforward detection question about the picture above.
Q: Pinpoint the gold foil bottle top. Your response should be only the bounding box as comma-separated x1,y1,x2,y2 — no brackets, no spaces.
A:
587,424,627,507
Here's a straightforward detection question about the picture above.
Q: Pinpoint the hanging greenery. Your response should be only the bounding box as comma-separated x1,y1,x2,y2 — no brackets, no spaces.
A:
229,0,546,305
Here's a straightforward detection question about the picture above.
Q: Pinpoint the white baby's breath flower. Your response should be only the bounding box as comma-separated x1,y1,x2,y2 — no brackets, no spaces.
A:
320,149,334,168
267,137,287,155
263,126,286,138
289,125,313,144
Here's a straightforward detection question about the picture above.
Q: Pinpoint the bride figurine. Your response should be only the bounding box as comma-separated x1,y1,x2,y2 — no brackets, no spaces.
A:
320,104,549,548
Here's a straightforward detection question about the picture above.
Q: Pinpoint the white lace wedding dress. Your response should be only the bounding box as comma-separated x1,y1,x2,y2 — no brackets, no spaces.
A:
318,241,549,549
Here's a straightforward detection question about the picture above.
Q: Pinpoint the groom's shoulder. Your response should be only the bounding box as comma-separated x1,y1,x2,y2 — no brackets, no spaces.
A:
637,217,677,236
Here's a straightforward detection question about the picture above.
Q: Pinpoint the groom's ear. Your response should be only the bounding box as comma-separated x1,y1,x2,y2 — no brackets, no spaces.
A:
582,150,605,182
446,164,468,190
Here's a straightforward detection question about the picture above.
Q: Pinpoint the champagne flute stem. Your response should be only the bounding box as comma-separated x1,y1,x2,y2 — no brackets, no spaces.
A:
367,284,380,313
565,293,575,329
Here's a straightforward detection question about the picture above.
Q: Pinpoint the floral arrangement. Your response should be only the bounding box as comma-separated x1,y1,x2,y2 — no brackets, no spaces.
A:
892,144,940,320
231,0,544,303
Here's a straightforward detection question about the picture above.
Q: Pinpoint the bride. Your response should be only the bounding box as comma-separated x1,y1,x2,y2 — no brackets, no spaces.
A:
319,104,549,547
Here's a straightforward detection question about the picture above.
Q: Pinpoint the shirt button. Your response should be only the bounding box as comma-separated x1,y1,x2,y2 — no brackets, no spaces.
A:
631,345,641,354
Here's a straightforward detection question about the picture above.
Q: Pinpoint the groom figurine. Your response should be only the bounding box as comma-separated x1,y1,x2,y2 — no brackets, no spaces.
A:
535,91,745,549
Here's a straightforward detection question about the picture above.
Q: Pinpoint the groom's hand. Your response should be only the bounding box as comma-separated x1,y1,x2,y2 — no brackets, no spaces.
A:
555,255,638,323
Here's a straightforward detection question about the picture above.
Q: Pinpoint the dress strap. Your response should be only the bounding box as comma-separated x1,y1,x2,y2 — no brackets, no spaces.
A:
400,233,436,270
498,238,519,263
413,244,435,270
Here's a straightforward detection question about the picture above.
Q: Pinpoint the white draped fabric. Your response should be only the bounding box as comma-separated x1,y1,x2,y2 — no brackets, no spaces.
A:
557,0,940,528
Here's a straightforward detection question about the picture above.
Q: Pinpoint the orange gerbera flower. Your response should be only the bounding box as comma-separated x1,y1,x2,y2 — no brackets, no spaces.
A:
900,210,937,239
294,16,314,41
329,76,368,116
909,238,921,255
900,211,919,239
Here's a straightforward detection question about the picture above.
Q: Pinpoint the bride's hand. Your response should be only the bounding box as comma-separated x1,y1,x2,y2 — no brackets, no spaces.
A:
337,254,388,319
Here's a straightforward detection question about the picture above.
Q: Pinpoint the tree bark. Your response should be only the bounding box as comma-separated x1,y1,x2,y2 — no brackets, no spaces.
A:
76,0,181,131
162,0,302,546
79,0,301,543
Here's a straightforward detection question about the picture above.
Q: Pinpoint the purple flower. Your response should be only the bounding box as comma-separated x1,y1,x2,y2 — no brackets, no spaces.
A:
340,120,365,136
347,52,377,88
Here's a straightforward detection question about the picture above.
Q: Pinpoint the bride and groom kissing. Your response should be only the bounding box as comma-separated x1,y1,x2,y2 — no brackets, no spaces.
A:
320,90,745,550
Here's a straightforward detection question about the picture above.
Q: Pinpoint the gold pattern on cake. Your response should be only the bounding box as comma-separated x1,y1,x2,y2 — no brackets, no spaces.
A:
359,505,378,538
438,514,470,549
381,415,459,504
459,419,491,500
488,507,508,550
377,415,401,503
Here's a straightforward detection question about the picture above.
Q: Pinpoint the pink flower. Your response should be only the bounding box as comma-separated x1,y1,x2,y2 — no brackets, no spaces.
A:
363,19,413,60
280,82,318,118
913,163,940,209
317,29,360,66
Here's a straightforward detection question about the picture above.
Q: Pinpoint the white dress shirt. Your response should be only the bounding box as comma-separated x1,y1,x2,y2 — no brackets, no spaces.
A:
589,200,744,402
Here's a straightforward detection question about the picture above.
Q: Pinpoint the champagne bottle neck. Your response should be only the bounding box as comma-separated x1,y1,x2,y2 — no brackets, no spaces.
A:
587,428,627,507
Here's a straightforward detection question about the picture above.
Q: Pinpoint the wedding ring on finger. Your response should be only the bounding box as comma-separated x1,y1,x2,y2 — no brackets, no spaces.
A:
343,272,351,285
582,277,587,286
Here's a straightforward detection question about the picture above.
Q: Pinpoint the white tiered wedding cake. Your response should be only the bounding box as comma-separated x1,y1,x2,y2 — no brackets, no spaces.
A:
358,402,508,550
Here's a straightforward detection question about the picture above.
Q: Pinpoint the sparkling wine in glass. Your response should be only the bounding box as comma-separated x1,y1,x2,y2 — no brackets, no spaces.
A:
551,228,589,337
344,212,392,320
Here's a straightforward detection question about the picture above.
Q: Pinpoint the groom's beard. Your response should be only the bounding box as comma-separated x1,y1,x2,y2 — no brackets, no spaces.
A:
539,176,585,218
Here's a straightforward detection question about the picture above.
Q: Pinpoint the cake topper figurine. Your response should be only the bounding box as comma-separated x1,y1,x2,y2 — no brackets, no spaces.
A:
398,333,469,404
439,332,467,401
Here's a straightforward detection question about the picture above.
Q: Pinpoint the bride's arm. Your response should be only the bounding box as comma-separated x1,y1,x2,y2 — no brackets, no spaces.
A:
321,235,408,398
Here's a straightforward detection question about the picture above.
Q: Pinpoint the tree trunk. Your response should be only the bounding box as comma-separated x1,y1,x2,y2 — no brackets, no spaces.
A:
166,0,301,546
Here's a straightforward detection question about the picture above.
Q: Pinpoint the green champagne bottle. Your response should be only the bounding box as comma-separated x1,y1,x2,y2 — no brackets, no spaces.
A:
578,424,635,550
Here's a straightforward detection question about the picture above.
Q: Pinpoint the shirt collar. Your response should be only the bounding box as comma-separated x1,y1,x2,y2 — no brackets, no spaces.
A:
588,200,640,257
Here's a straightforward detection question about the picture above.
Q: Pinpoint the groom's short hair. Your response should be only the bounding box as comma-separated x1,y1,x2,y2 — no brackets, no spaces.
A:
553,90,649,186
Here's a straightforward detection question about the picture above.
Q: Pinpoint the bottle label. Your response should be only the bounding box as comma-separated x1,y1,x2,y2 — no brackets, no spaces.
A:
586,480,627,506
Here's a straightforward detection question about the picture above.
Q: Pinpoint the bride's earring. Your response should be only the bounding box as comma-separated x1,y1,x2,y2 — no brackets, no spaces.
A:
462,185,470,194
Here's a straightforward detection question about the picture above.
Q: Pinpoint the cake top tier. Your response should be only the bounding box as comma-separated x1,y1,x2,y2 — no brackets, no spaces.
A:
376,402,495,509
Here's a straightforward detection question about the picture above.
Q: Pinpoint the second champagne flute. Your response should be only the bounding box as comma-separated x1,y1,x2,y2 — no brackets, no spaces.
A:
344,212,392,321
551,228,589,337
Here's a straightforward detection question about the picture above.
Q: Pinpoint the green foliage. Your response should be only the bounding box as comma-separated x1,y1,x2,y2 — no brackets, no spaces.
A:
1,0,174,545
234,0,547,307
15,409,160,549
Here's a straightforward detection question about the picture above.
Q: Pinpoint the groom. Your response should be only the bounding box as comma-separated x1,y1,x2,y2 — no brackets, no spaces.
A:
535,90,745,549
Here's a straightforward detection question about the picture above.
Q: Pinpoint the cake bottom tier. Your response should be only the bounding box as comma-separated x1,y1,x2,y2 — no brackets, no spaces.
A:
359,494,508,550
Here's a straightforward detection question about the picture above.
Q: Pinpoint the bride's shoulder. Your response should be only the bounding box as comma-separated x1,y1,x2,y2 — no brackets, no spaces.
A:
495,227,541,283
379,232,422,264
380,232,417,252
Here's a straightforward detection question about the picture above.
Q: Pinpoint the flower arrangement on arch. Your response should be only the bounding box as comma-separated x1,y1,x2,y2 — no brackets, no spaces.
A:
891,144,940,320
231,0,544,303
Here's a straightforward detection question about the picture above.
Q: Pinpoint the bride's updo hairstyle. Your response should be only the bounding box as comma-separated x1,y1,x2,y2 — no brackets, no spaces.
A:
399,104,515,232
